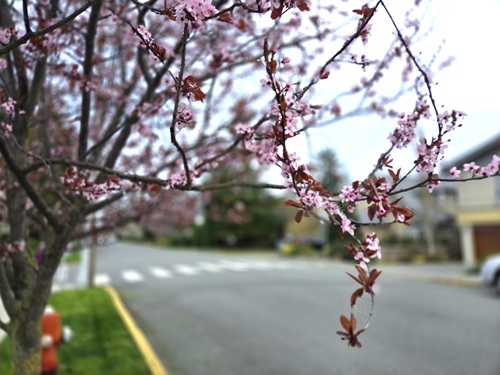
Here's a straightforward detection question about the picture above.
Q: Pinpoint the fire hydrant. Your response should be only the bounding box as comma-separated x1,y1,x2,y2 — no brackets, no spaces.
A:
40,306,62,375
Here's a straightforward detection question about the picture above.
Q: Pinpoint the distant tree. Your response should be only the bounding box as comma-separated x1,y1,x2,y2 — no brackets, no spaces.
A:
194,163,285,248
313,149,345,193
311,149,352,253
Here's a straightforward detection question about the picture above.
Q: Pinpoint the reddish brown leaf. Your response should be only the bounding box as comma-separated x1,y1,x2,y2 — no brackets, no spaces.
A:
297,1,310,11
367,203,377,221
340,314,351,331
284,199,302,208
351,314,358,332
182,76,206,102
352,5,375,18
354,264,367,276
350,288,364,307
271,5,284,19
295,210,304,223
346,272,362,286
369,269,382,283
269,59,277,74
218,13,234,24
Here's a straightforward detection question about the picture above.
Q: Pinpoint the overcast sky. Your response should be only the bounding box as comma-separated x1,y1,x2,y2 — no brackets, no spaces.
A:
301,0,500,181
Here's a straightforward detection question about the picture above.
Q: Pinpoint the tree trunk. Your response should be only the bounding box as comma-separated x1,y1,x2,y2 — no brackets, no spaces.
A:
10,318,42,375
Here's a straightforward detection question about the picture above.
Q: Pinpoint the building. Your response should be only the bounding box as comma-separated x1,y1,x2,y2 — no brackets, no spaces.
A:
442,134,500,266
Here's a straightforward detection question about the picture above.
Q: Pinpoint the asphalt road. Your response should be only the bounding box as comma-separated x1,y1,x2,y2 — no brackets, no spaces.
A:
96,243,500,375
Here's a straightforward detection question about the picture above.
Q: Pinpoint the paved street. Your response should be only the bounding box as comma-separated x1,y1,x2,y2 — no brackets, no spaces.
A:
93,243,500,375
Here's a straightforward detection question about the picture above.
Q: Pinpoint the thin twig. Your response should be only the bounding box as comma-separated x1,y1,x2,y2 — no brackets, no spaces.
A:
169,24,192,187
0,0,97,56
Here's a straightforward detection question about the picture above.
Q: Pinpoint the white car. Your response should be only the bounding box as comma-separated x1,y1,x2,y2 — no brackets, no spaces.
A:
480,254,500,294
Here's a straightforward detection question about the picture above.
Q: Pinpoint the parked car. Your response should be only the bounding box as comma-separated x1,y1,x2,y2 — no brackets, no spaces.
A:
480,253,500,294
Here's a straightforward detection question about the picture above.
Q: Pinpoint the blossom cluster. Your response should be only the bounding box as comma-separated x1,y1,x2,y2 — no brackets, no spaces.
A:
61,168,122,201
339,184,362,205
450,155,500,179
176,104,194,129
438,109,466,132
0,240,26,262
347,233,382,264
388,97,431,149
0,27,18,45
174,0,217,26
263,0,311,19
0,96,16,115
415,138,447,174
234,124,254,140
134,25,171,62
166,170,188,189
0,121,12,134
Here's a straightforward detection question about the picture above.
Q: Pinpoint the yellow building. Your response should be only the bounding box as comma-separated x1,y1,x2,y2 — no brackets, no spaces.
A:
444,135,500,265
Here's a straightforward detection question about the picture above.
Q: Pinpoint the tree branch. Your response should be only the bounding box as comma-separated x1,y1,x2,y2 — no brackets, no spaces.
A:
298,1,382,101
79,0,103,161
169,24,192,187
0,135,62,231
0,0,97,56
0,262,15,325
22,0,32,34
379,0,441,132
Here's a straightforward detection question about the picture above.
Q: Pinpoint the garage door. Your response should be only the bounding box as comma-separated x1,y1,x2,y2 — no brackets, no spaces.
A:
474,225,500,260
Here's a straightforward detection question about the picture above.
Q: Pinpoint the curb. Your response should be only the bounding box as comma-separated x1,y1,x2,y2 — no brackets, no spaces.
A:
373,267,481,287
104,286,168,375
413,275,480,287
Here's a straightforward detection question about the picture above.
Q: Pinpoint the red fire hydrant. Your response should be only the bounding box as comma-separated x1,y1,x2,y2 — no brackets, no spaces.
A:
40,306,62,375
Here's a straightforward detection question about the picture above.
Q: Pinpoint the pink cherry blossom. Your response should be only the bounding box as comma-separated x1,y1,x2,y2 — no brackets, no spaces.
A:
175,0,217,26
355,251,370,263
450,166,461,178
339,184,361,204
0,97,16,115
463,162,480,175
341,217,355,236
426,179,440,193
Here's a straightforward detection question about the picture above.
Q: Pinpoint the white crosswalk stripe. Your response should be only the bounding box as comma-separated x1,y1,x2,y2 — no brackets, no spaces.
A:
149,266,173,278
78,259,307,286
242,260,279,270
216,259,250,271
269,261,292,270
122,270,144,283
94,273,111,285
197,261,224,273
174,264,199,276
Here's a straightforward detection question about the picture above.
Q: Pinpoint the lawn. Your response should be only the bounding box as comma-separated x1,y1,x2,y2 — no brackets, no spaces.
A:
0,287,150,374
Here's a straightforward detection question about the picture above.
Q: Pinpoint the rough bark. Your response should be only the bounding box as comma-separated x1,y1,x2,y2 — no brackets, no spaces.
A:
10,318,42,375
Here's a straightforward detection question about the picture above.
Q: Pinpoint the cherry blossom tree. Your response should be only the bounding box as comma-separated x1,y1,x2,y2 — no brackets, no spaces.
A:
0,0,499,373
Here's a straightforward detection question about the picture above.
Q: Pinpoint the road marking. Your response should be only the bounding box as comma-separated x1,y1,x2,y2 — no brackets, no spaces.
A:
150,266,173,278
122,270,144,283
174,264,199,276
271,262,291,270
197,261,223,273
217,259,250,271
104,286,168,375
243,260,276,270
95,273,111,285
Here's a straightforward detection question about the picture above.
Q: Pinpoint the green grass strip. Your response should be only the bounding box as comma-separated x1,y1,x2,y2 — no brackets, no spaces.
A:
0,287,150,374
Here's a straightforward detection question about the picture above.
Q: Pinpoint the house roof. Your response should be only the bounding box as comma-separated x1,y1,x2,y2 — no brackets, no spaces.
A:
441,133,500,171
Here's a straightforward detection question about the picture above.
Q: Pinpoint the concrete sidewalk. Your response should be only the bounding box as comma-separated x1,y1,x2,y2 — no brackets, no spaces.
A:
254,253,482,287
374,262,480,286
